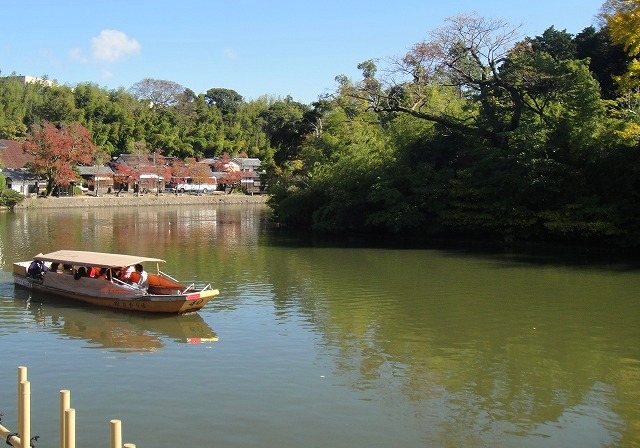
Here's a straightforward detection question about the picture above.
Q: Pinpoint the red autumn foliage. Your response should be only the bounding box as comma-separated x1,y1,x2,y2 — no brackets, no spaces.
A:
212,152,235,172
23,121,98,195
184,157,213,185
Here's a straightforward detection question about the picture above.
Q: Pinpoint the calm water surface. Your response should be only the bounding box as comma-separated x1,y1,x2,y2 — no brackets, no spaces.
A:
0,204,638,448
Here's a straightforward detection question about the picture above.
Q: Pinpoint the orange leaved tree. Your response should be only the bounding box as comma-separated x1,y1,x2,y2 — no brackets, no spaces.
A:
23,121,98,195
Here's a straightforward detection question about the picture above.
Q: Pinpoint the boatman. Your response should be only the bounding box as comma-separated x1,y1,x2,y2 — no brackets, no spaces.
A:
134,264,149,291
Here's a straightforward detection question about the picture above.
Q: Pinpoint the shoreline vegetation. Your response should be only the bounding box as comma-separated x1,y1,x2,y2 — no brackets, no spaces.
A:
11,192,269,209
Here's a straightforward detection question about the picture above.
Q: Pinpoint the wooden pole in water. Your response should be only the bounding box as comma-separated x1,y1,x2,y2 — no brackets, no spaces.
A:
18,380,30,448
110,420,122,448
64,409,75,448
60,390,70,448
17,366,26,447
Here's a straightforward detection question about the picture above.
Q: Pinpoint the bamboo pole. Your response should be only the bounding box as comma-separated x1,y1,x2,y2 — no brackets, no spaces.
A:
18,380,30,448
64,409,75,448
17,366,26,446
0,423,20,447
60,390,70,448
110,420,122,448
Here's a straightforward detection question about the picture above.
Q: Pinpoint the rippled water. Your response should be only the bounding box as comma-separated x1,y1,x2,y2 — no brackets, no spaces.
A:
0,204,639,447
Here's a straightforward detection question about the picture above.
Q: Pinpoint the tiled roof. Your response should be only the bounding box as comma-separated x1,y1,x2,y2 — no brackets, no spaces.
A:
78,165,114,176
0,167,39,182
0,140,35,169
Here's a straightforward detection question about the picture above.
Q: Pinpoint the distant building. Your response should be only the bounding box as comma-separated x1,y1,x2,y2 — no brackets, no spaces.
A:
233,157,265,194
203,156,266,194
0,139,34,168
2,75,55,87
0,139,41,194
110,154,169,193
1,167,40,195
77,165,115,194
233,157,261,172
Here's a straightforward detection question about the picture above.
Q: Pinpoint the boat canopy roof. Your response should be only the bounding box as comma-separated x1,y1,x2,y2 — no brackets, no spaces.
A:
33,250,165,269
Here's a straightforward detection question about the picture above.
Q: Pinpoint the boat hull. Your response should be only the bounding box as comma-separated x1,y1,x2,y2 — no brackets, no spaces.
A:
13,263,218,314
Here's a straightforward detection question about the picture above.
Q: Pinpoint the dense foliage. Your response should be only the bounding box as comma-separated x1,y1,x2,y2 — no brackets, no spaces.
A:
268,6,640,248
2,2,640,247
0,77,281,167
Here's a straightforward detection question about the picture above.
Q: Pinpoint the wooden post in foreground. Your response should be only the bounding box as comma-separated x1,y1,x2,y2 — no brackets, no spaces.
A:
60,390,70,448
17,366,26,447
64,409,75,448
18,380,30,448
110,420,122,448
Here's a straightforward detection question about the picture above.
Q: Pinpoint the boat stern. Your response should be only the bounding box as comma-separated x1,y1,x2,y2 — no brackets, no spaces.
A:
13,262,29,277
13,262,37,289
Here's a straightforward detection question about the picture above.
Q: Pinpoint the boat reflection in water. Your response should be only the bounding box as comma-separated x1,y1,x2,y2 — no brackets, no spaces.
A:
13,287,218,352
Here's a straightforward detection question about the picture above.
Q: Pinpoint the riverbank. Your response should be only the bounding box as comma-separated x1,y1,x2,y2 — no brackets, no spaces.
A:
13,192,269,209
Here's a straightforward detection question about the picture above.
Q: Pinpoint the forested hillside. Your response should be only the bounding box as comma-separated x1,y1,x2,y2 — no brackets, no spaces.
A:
2,1,640,247
268,3,640,248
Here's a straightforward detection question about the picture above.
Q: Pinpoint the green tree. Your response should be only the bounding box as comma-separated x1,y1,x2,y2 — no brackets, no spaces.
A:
0,77,29,138
575,25,630,99
261,96,310,167
337,14,526,148
0,189,23,208
269,100,392,231
528,26,577,61
204,88,244,115
38,85,82,124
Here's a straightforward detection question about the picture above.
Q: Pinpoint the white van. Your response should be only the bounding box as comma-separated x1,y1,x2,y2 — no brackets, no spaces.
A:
174,181,217,194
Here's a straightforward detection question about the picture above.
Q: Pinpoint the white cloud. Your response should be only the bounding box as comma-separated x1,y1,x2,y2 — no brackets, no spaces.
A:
224,48,238,60
91,30,140,63
68,47,88,63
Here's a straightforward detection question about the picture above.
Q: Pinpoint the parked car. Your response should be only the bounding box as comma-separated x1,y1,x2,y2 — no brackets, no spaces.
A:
174,182,217,194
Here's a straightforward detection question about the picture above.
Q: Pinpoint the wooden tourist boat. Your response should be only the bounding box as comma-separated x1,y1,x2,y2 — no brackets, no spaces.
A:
13,250,219,314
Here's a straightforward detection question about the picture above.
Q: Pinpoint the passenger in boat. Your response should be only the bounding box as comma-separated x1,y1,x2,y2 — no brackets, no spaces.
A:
28,260,48,279
50,262,60,273
120,265,134,282
134,264,149,291
88,266,100,278
63,264,73,274
74,267,87,280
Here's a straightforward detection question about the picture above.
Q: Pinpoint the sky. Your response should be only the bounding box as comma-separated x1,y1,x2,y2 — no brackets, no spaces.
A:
2,0,606,104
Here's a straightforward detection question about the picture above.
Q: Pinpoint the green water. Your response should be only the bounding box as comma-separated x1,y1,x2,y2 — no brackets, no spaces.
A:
0,204,638,447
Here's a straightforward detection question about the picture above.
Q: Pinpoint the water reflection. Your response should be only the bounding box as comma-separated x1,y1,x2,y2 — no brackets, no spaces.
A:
1,206,640,447
0,204,269,272
10,286,217,352
256,245,640,446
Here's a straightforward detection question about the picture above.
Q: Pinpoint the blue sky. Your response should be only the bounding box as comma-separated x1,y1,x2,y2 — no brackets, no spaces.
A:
2,0,605,104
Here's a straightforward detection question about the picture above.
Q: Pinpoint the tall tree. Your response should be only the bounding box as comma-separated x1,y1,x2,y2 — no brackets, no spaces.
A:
528,26,577,61
260,97,311,167
337,13,524,148
23,121,98,195
204,88,244,115
129,78,185,108
575,26,630,99
602,0,640,89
